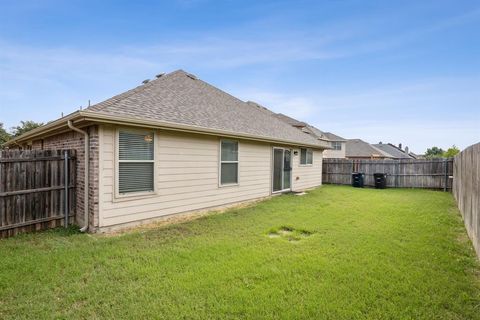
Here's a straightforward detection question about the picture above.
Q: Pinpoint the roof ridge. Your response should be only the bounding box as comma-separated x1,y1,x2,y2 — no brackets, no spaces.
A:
189,78,324,146
373,143,412,158
370,144,393,157
80,69,328,148
307,124,323,133
193,76,255,108
323,131,346,141
387,143,405,151
86,70,183,112
347,138,394,158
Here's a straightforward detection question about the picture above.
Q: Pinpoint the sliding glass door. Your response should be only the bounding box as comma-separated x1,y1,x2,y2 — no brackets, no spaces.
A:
272,148,292,192
283,149,291,190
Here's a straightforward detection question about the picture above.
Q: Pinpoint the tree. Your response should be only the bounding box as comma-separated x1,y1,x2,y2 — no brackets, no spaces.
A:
443,145,460,158
0,123,11,147
424,146,445,159
10,120,43,138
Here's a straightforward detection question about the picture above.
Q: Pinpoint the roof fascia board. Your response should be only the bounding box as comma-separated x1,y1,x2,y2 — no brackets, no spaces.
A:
8,110,331,149
4,111,83,146
80,111,329,149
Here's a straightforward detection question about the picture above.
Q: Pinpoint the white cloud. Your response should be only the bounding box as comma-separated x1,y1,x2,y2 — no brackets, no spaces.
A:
228,76,480,153
0,6,479,148
0,32,342,128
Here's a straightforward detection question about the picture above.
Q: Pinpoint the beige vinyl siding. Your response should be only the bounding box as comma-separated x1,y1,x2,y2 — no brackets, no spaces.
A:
291,149,323,191
99,126,272,227
323,142,346,159
98,125,324,228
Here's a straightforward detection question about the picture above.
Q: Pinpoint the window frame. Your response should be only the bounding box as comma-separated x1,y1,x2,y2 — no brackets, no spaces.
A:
332,141,342,151
271,147,293,194
219,139,239,187
115,128,157,199
299,148,313,166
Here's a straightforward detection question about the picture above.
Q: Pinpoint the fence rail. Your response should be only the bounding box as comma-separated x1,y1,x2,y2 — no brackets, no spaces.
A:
0,149,76,238
322,158,453,190
453,143,480,258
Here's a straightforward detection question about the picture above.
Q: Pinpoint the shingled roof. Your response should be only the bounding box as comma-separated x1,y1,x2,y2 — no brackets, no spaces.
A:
273,113,349,147
274,113,308,127
86,70,328,148
346,139,394,158
373,143,413,159
323,132,346,142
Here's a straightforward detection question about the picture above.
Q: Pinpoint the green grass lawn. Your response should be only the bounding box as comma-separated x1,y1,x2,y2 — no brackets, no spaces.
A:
1,186,479,319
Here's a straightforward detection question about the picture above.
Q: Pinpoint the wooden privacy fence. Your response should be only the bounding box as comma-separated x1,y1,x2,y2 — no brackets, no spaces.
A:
323,158,453,190
0,150,76,238
453,143,480,257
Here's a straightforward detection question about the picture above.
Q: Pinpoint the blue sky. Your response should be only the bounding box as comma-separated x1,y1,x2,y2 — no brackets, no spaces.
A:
0,0,479,153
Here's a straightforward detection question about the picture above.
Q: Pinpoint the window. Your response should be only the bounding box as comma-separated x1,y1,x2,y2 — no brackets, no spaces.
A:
220,140,238,185
332,141,342,150
118,130,155,194
300,148,313,165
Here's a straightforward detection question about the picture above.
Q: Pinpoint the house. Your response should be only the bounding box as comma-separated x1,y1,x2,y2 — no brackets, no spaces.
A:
6,70,330,232
322,132,347,159
408,152,421,159
273,113,346,158
346,139,394,160
372,142,414,160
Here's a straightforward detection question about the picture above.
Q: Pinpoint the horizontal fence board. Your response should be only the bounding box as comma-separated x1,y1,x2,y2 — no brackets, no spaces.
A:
0,156,74,163
322,158,453,190
0,185,75,197
0,149,76,238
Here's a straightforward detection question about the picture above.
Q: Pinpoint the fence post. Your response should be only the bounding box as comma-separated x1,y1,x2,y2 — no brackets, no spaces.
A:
443,158,448,192
64,150,69,228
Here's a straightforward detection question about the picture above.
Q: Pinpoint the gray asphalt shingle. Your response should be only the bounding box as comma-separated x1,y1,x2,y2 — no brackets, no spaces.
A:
346,139,394,158
87,70,328,148
373,143,413,159
323,132,346,141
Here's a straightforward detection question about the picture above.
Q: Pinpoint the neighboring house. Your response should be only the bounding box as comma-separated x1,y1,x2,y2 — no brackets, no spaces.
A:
373,142,414,160
273,113,346,158
274,112,411,161
6,70,330,232
346,139,394,160
408,152,421,159
322,132,347,158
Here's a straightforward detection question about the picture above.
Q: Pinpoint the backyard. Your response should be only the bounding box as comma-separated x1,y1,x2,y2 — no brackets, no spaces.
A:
1,185,479,319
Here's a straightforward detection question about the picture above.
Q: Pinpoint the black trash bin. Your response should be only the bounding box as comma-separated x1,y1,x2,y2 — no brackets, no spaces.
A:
351,172,365,188
374,173,387,189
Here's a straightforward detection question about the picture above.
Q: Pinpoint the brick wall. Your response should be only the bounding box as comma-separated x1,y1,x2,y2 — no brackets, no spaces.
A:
29,126,99,231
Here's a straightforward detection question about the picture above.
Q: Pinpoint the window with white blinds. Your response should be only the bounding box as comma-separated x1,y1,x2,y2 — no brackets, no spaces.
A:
118,130,155,194
220,140,238,185
300,148,313,165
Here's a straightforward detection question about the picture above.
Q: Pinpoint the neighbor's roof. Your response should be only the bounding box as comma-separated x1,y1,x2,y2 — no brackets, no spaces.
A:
7,70,330,149
346,139,394,158
373,143,412,159
273,113,335,142
323,132,346,142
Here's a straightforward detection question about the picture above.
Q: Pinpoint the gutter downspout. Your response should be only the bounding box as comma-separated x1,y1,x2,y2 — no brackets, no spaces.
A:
67,120,89,232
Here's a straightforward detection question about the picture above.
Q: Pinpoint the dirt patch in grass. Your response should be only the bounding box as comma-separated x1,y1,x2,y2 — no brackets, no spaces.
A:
268,233,281,238
267,226,314,243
